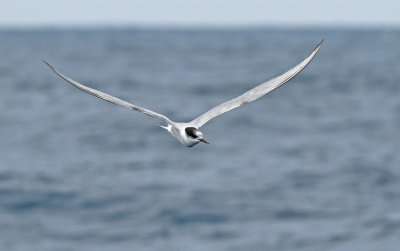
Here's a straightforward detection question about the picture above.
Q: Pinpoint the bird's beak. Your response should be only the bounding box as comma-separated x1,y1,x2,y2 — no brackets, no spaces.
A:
200,138,210,144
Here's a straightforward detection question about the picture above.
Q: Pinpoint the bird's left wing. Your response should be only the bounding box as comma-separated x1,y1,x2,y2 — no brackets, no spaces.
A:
44,61,175,126
190,39,323,128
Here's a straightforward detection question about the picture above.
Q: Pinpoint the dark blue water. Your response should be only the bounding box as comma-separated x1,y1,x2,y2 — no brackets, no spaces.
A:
1,28,400,250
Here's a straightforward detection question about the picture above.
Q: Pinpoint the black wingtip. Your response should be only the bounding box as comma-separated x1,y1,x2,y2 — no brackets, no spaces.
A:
310,39,324,54
43,60,51,67
43,60,57,73
317,38,325,48
43,60,51,68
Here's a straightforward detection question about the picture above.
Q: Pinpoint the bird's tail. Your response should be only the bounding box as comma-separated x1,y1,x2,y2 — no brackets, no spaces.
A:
159,124,171,132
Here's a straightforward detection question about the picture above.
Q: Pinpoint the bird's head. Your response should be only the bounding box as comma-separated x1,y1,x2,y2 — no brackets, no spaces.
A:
185,127,210,144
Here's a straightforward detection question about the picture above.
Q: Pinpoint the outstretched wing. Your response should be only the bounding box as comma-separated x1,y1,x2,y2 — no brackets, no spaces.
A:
44,61,175,126
190,39,324,128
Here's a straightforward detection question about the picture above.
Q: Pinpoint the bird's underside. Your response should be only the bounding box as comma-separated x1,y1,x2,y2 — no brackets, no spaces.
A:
44,39,323,147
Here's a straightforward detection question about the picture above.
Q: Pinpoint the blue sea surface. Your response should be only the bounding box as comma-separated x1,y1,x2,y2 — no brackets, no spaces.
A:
0,28,400,250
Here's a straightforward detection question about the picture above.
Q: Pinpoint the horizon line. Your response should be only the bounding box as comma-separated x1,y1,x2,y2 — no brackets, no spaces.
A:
1,23,400,31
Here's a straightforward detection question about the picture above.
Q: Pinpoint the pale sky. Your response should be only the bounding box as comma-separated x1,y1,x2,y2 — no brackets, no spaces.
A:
1,0,400,27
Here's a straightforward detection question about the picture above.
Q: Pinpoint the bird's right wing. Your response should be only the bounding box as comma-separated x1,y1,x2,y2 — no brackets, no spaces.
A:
44,61,175,126
190,39,323,128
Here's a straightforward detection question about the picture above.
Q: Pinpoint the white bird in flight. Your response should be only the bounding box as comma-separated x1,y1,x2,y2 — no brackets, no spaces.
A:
44,39,323,147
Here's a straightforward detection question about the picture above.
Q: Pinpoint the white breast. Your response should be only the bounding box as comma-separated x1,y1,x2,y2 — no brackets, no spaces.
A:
167,123,200,147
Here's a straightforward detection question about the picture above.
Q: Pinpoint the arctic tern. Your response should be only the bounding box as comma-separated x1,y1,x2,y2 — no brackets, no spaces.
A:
44,39,323,147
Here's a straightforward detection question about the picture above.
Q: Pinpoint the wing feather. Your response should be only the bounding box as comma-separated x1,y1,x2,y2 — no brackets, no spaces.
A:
44,61,175,126
190,39,324,128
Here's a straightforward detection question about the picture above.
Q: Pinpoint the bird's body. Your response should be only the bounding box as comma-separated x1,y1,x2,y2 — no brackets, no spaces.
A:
162,123,198,147
44,40,323,147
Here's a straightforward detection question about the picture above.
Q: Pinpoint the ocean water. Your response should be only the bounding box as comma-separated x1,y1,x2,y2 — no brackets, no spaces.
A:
0,28,400,250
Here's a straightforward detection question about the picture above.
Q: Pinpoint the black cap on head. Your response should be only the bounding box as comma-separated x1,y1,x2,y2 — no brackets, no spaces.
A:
185,127,198,138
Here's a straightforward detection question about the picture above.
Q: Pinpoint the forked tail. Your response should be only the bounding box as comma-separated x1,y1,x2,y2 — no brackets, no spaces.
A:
159,124,172,132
